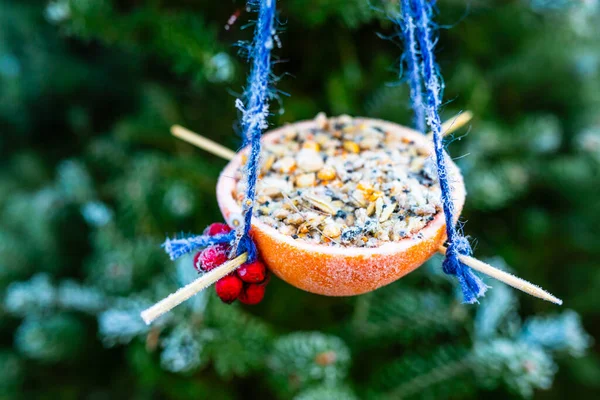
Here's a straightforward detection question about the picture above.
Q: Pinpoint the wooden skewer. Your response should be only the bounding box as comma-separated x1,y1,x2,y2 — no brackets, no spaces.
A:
438,246,562,305
171,125,237,161
172,111,473,162
141,253,248,324
427,110,473,140
171,112,473,163
142,116,561,324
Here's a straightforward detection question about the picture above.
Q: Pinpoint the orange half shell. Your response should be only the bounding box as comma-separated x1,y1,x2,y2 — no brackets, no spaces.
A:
216,118,465,296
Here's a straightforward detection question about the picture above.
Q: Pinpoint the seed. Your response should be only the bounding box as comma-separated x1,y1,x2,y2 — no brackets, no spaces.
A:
315,133,331,146
285,213,304,225
261,154,276,174
258,178,291,197
360,137,380,150
335,209,347,219
375,197,384,219
414,204,436,215
368,191,383,202
269,144,291,157
331,200,344,209
357,182,373,193
393,220,408,237
298,222,311,234
272,208,290,220
304,211,324,225
410,157,425,172
363,218,378,233
351,190,367,207
296,173,316,188
379,202,396,223
317,166,337,181
257,195,271,204
283,202,296,211
342,125,357,134
366,201,376,216
345,214,356,226
296,149,324,172
337,115,353,125
366,238,379,247
279,224,296,236
302,193,337,215
302,141,321,151
340,226,362,244
354,209,367,225
376,229,390,241
273,156,296,173
343,141,360,154
322,223,342,238
258,206,270,215
315,112,328,130
406,217,425,233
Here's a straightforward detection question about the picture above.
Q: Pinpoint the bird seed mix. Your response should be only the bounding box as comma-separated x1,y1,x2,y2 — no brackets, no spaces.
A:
233,114,443,248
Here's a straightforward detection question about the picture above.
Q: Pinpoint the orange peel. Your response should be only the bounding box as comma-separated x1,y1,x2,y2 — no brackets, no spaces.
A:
216,118,465,296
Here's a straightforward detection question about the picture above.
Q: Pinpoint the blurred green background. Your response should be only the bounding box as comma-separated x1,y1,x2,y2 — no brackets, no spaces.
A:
0,0,599,399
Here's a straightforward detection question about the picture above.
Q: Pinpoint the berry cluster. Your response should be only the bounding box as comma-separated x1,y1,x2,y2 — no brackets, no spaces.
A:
194,223,269,305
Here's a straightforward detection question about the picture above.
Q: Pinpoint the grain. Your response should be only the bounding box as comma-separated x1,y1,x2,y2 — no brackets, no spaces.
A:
233,114,442,247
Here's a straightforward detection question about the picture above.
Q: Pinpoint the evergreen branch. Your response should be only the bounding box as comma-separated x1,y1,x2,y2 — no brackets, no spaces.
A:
384,356,473,399
351,287,467,345
366,346,475,400
52,0,232,83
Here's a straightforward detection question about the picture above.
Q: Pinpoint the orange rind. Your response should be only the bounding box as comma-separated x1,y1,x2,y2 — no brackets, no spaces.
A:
216,118,465,296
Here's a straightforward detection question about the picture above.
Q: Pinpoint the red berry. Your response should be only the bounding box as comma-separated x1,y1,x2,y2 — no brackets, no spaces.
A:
237,261,267,283
199,244,229,271
215,275,243,304
238,283,266,305
204,223,232,236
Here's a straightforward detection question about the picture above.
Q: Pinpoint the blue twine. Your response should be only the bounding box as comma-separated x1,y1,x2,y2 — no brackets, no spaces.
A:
401,0,488,303
399,0,426,133
232,0,277,262
162,232,235,261
160,0,277,264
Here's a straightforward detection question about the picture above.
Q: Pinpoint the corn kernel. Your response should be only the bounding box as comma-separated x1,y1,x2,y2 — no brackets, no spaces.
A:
302,141,320,151
343,141,360,154
317,166,337,181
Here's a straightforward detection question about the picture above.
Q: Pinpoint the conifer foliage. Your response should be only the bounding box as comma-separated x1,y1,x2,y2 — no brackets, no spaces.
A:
0,0,598,398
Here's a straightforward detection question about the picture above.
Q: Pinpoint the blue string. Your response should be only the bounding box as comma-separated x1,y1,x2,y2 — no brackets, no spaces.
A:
399,0,426,133
402,0,488,303
160,0,276,264
157,0,276,262
232,0,277,263
162,232,235,261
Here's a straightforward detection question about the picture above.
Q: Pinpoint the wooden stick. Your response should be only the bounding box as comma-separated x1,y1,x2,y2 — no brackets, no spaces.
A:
141,253,248,325
427,110,473,140
438,246,562,305
171,125,237,161
172,112,474,162
164,119,563,306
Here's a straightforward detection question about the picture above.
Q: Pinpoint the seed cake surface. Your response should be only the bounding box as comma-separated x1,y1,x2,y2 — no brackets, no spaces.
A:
234,114,442,248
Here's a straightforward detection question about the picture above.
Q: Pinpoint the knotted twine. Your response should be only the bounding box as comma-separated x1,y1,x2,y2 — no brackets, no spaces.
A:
400,0,488,303
231,0,277,263
162,0,276,263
